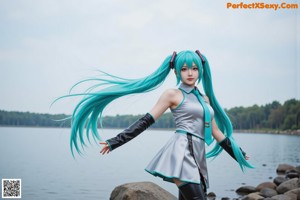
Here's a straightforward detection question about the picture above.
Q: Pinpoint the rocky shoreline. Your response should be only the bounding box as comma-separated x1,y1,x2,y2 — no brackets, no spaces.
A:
225,164,300,200
109,164,300,200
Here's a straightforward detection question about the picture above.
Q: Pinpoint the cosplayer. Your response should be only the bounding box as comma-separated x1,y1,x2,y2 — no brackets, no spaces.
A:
65,50,254,200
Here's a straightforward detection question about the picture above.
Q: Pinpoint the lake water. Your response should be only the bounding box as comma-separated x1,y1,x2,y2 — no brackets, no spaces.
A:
0,127,299,200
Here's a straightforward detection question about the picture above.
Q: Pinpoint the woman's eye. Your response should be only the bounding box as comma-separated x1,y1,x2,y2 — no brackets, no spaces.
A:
192,67,198,71
181,68,187,71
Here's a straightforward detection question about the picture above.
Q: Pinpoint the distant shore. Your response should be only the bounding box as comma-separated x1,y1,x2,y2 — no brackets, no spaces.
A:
2,99,300,132
1,125,300,136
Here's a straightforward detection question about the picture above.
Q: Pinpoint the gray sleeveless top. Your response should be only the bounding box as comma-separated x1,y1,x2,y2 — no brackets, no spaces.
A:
145,83,214,186
171,83,214,139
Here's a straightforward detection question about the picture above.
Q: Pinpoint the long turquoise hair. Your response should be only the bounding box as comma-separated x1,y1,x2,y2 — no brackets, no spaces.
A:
62,50,253,170
63,54,172,156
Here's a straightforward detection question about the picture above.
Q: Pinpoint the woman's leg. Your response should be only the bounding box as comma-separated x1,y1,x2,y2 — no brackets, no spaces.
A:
179,183,206,200
174,179,185,200
174,178,207,200
178,191,185,200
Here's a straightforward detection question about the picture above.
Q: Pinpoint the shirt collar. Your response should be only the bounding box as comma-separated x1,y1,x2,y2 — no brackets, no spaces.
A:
179,83,195,94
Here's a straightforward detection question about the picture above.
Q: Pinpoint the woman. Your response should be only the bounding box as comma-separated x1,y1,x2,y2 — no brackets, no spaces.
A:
67,50,254,200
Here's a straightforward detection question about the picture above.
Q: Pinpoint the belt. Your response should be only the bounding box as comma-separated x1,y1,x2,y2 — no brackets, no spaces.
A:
176,130,204,141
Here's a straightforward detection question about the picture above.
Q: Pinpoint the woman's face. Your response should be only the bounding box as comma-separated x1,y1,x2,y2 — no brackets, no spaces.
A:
179,63,199,86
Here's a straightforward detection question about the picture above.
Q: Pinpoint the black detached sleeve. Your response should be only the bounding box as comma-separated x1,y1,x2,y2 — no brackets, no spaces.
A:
219,137,247,161
106,113,155,151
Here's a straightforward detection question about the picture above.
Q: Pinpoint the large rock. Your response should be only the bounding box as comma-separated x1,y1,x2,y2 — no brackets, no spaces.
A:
277,164,295,174
207,192,216,200
295,166,300,173
236,186,257,195
259,188,278,197
277,178,300,194
286,172,300,179
256,182,277,191
271,194,294,200
285,188,300,200
274,176,288,186
220,197,230,200
241,192,264,200
110,181,177,200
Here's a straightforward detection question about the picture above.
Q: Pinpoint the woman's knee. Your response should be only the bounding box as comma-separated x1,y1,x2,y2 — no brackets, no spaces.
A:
173,178,184,187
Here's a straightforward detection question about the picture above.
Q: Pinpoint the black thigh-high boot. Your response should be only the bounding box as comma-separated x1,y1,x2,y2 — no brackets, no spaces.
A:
178,183,207,200
178,190,185,200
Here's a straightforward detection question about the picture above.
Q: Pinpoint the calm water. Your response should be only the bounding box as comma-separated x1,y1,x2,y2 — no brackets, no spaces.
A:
0,127,299,200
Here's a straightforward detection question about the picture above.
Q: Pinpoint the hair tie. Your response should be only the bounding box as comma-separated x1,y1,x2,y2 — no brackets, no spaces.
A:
169,51,177,69
195,50,205,65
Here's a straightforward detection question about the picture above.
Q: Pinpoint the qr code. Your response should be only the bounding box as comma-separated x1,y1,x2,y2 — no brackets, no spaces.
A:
2,179,21,199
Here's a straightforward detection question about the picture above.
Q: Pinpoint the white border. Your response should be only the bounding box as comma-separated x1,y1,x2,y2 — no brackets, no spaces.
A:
2,179,22,199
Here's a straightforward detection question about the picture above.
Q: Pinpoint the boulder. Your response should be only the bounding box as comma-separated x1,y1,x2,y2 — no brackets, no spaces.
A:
241,192,264,200
286,172,300,179
110,181,177,200
274,176,288,186
220,197,230,200
259,188,278,197
277,178,300,194
271,194,293,200
256,182,277,191
285,188,300,200
236,186,257,195
295,166,300,173
277,164,295,174
207,192,216,200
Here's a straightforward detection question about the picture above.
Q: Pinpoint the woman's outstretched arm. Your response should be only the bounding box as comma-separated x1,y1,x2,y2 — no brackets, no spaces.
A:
149,89,179,120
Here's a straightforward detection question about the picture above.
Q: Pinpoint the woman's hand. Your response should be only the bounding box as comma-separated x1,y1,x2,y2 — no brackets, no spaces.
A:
99,141,110,155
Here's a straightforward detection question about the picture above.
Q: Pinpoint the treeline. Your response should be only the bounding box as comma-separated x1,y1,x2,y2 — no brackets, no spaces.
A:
227,99,300,131
0,110,175,129
0,111,70,127
0,98,299,131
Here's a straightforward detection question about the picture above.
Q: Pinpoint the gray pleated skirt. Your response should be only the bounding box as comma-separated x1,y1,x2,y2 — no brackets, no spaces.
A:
145,132,209,187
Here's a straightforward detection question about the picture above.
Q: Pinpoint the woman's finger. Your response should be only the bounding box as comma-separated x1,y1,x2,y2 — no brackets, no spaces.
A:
99,141,107,145
100,146,110,155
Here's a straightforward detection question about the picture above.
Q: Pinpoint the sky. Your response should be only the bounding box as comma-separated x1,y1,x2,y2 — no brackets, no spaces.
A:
0,0,299,116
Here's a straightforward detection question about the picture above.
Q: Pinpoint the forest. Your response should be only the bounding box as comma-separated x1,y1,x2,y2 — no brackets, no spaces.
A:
0,98,299,132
